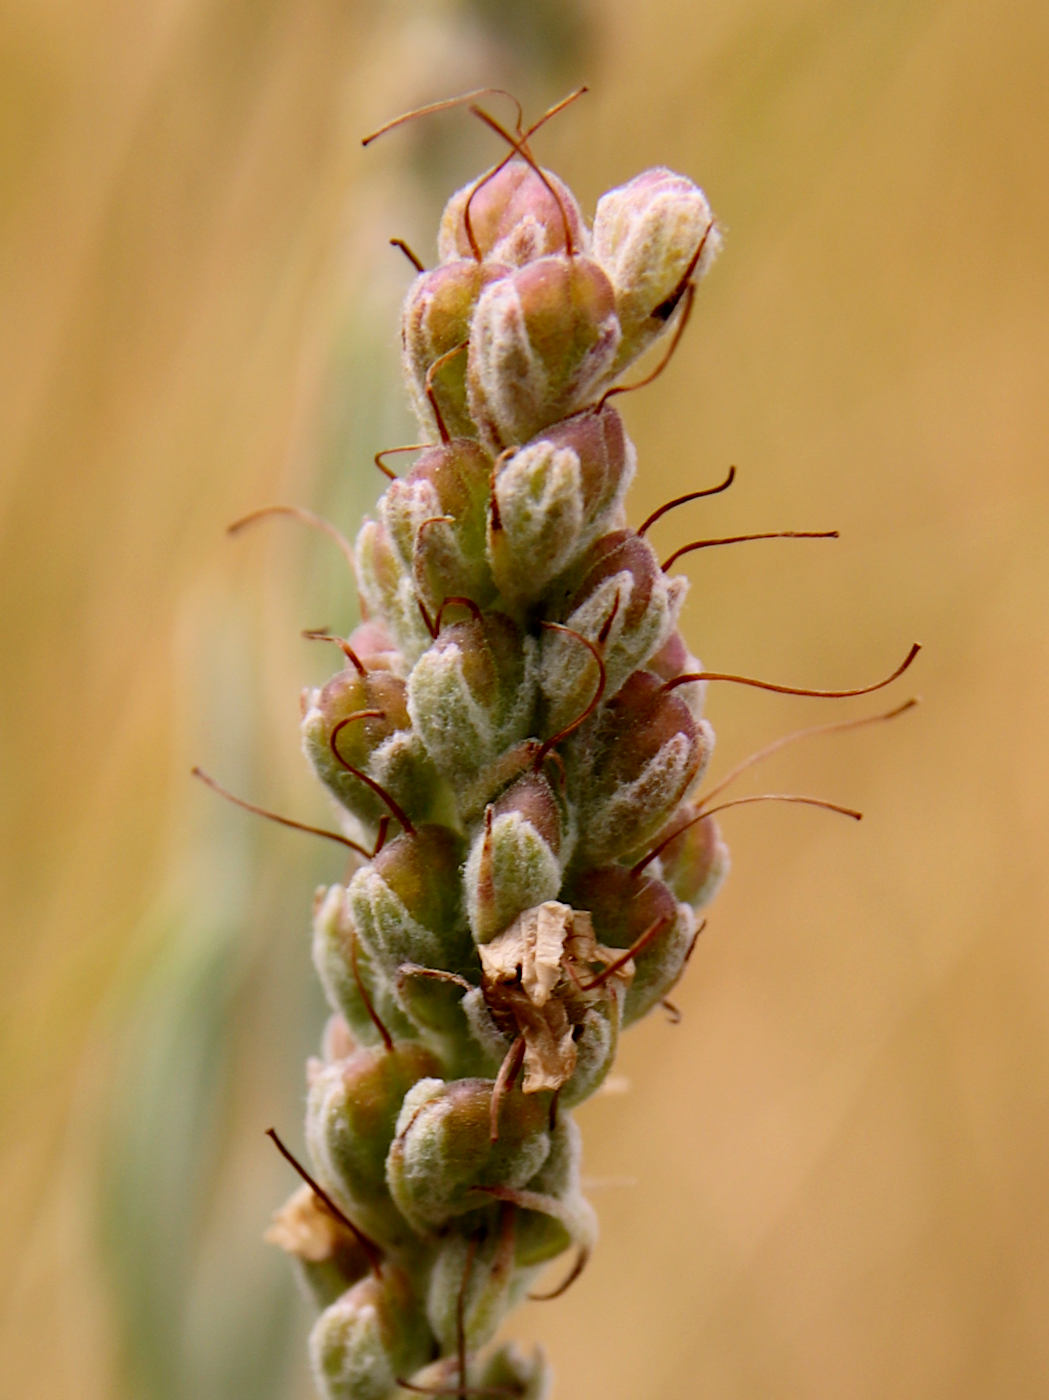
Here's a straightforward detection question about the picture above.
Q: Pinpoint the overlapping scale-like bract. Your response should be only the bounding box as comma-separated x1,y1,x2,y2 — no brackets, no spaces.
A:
271,144,726,1399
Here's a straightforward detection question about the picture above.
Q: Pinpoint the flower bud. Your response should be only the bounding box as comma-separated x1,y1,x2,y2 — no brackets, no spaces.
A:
512,1114,588,1271
648,802,730,911
467,255,621,451
439,159,589,268
379,439,495,613
355,517,432,664
487,405,635,604
306,1041,441,1247
541,530,686,734
392,964,488,1077
342,619,404,675
559,1000,623,1108
426,1219,528,1354
567,670,712,864
473,1344,552,1400
348,825,474,978
302,666,439,828
309,1267,431,1400
386,1077,551,1233
592,167,721,373
407,611,538,783
312,885,417,1047
569,864,699,1025
402,260,508,440
464,773,565,944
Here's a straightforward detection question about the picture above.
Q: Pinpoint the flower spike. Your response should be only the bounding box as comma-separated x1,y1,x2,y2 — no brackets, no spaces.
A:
242,103,920,1399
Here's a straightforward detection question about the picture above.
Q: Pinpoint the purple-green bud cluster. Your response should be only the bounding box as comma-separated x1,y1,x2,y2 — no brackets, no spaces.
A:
269,146,726,1398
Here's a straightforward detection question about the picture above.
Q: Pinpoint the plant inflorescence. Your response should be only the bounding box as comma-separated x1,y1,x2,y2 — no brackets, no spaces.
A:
206,89,918,1400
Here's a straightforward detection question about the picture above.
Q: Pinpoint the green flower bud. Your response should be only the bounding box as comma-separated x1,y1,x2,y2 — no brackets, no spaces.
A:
312,885,417,1047
387,1077,552,1234
380,439,496,613
648,802,730,911
559,999,623,1108
392,964,492,1078
302,666,439,828
306,1040,441,1247
487,405,635,604
541,530,686,735
464,772,565,944
407,611,538,783
567,670,712,865
473,1343,552,1399
347,825,474,978
355,517,433,664
439,159,589,267
426,1215,529,1354
592,166,721,373
402,260,508,440
515,1113,594,1271
569,864,699,1025
467,255,621,451
309,1267,431,1400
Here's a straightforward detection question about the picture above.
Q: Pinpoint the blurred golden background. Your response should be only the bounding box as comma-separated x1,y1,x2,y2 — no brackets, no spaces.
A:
3,0,1048,1396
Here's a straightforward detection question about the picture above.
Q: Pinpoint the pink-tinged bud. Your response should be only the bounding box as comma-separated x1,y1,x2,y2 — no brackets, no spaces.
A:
646,628,709,720
570,864,699,1025
568,670,713,864
407,611,538,782
380,439,495,614
648,802,730,911
348,825,474,977
467,255,621,451
386,1077,551,1233
312,885,417,1048
310,1267,431,1400
541,530,685,734
343,619,403,675
464,774,565,944
487,405,636,603
355,517,432,664
301,666,439,828
592,167,722,373
401,260,508,440
306,1040,441,1248
438,158,589,267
